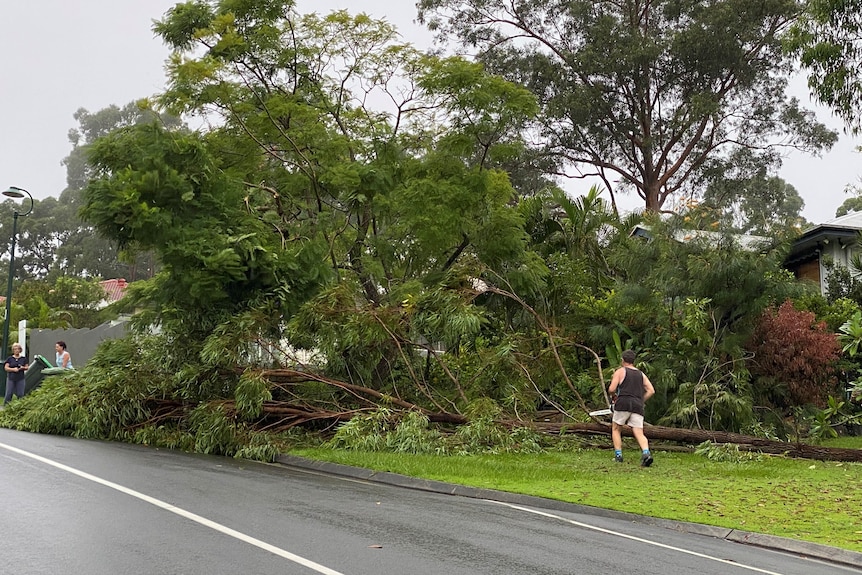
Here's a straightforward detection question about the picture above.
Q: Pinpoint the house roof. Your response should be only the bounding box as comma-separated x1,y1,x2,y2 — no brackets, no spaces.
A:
801,211,862,237
819,211,862,229
630,224,769,250
100,278,128,302
786,212,862,266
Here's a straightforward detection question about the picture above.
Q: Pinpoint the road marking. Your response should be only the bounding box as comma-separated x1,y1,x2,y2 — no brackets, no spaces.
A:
289,463,796,574
487,500,785,575
288,463,792,574
0,442,346,575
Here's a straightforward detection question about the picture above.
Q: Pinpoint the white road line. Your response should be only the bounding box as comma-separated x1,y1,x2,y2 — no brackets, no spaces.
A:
487,500,785,575
287,464,790,574
0,442,346,575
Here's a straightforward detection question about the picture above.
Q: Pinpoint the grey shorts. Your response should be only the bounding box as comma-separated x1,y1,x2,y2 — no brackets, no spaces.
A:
612,410,644,428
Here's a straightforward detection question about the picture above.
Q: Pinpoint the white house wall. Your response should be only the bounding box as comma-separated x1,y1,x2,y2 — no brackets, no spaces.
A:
819,241,857,296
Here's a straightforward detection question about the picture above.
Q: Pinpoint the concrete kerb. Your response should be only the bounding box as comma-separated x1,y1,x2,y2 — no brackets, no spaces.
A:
274,454,862,570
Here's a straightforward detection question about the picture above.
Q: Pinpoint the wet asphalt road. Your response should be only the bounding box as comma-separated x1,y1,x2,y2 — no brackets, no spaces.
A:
0,429,858,575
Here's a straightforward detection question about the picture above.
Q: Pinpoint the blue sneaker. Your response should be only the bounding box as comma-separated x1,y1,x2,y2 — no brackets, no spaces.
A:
640,452,653,467
614,453,623,463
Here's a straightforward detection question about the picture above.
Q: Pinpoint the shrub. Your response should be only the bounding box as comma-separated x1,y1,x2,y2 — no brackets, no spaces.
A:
747,300,841,408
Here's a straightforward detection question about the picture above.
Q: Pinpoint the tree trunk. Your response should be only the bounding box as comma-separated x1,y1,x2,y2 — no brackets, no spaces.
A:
530,421,862,462
261,369,861,462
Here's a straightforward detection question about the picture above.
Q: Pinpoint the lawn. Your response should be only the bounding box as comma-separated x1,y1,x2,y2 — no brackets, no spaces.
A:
291,439,862,552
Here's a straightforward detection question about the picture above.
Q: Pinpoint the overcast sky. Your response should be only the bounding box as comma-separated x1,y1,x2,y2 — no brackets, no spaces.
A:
1,1,858,224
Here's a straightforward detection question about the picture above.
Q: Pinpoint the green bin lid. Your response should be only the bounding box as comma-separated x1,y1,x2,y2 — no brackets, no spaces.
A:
34,355,52,367
42,367,69,376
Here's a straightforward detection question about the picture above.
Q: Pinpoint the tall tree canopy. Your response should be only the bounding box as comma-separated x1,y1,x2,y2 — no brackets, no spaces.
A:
788,0,862,135
59,102,182,280
417,0,837,213
3,1,850,454
78,0,545,385
700,169,807,235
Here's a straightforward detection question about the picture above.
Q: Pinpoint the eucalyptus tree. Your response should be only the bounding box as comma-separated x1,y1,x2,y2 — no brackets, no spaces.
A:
0,195,76,284
699,167,807,235
788,0,862,135
836,194,862,218
57,102,182,281
64,103,183,194
417,0,837,214
14,197,73,280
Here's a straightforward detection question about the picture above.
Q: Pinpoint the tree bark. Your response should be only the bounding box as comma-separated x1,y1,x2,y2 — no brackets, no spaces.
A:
260,369,861,462
530,421,862,462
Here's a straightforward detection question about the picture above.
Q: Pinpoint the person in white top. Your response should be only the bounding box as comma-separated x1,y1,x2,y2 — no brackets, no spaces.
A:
55,341,73,369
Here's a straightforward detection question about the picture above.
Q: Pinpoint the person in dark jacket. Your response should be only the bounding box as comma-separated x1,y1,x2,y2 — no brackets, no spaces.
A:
4,342,29,405
608,349,655,466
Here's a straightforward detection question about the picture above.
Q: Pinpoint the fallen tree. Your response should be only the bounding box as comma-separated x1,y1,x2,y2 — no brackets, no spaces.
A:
530,421,862,463
246,369,862,462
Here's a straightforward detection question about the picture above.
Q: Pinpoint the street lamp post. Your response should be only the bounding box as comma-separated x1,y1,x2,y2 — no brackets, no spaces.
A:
1,186,33,394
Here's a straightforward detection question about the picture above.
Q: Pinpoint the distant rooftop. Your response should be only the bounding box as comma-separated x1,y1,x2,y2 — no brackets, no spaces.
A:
630,224,770,250
100,278,128,303
817,211,862,230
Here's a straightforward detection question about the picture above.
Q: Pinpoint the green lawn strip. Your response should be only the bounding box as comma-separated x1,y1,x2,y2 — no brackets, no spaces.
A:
290,447,862,552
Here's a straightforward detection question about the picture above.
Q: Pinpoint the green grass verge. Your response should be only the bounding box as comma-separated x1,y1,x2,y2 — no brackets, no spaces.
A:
290,443,862,552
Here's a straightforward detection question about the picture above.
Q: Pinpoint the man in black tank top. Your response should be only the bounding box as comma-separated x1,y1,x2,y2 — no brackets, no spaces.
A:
608,349,655,466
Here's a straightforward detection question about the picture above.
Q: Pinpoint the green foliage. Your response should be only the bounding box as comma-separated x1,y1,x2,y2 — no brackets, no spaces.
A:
788,0,862,134
144,1,547,402
694,441,764,463
605,219,794,429
806,408,840,443
0,333,289,462
8,0,848,452
446,420,544,455
805,396,862,444
0,336,162,439
611,214,797,341
418,0,836,212
82,120,332,352
698,170,807,235
328,408,411,452
326,406,544,455
794,292,860,332
450,416,513,454
234,432,285,462
835,190,862,218
385,411,445,454
741,421,781,441
235,371,272,419
823,259,862,306
286,282,408,386
132,425,196,451
462,397,503,420
189,404,241,455
415,55,538,164
15,277,112,329
839,310,862,356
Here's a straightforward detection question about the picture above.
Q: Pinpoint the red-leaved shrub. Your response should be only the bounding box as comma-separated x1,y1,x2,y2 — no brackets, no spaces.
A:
747,300,840,408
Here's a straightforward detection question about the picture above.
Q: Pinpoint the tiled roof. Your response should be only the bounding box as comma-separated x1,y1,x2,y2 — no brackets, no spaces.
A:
100,278,128,302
